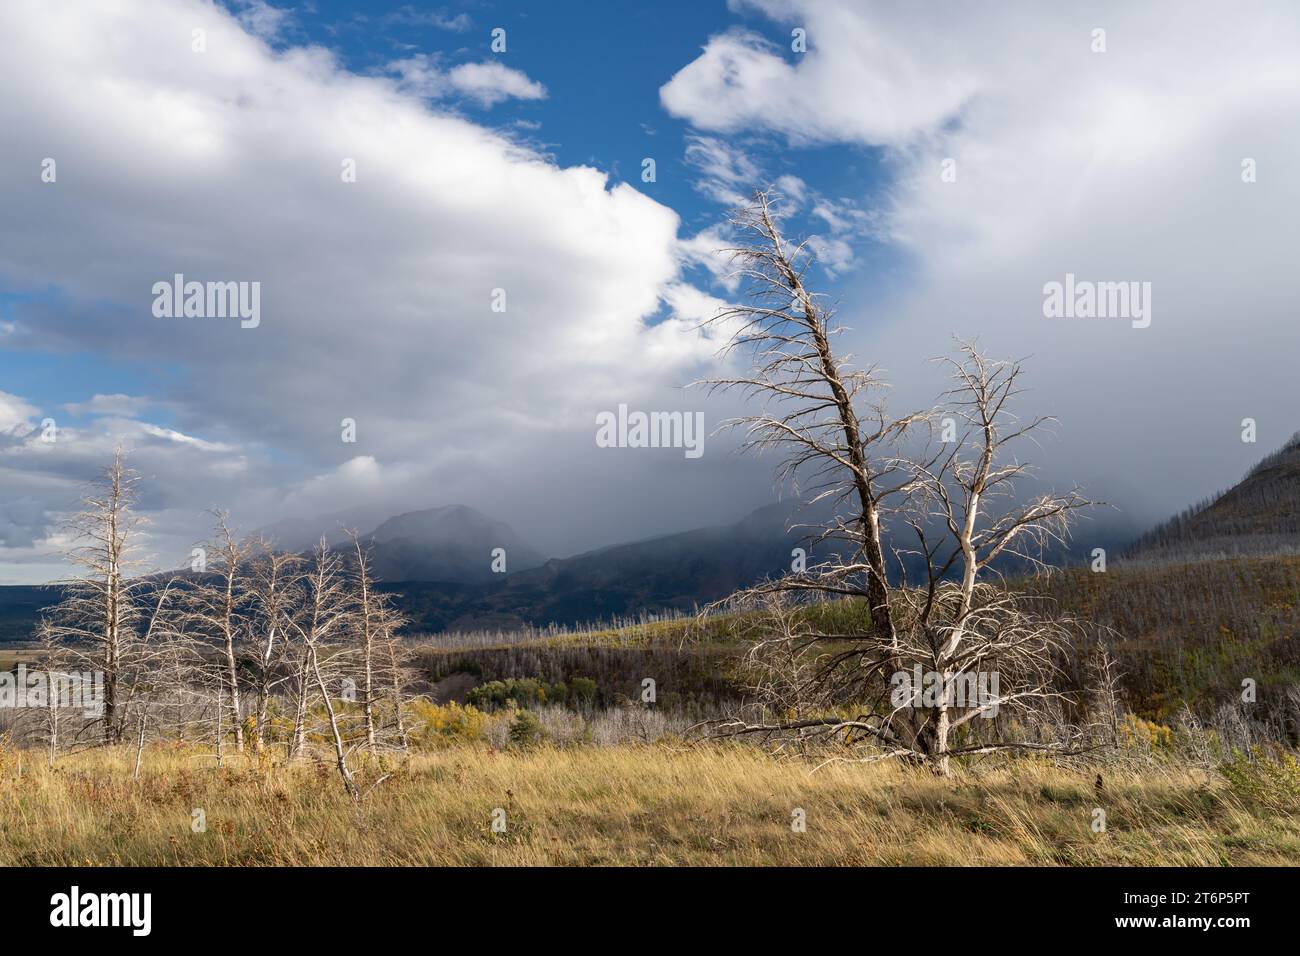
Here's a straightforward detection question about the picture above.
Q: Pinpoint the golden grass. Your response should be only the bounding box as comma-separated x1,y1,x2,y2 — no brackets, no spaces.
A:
1,743,1296,866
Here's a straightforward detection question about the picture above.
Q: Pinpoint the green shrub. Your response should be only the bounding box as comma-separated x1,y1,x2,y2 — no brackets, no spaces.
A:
1220,746,1300,813
508,709,544,747
468,677,580,711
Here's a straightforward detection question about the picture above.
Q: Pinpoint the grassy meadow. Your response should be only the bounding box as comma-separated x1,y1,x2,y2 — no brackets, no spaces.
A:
2,741,1298,866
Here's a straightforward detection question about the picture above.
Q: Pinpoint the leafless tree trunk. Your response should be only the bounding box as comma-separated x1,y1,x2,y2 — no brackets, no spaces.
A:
30,619,63,767
309,643,359,801
132,711,147,779
48,449,145,744
347,532,379,750
384,637,410,752
244,545,301,756
699,191,920,649
345,531,409,752
287,541,357,798
193,511,252,754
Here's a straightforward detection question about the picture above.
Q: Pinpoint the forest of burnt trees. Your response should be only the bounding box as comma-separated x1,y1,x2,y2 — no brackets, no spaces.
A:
19,451,416,801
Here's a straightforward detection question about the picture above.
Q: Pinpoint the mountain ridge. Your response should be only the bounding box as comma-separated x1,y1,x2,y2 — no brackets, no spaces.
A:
1125,432,1300,561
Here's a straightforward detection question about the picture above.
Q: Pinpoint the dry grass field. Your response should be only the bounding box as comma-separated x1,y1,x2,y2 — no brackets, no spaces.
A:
2,741,1297,866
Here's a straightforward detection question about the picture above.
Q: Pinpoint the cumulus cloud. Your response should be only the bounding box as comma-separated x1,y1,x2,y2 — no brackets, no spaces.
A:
0,391,37,433
445,62,547,107
661,21,975,145
0,0,749,581
387,54,547,107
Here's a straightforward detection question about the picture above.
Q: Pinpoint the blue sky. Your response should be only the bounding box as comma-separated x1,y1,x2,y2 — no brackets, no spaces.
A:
0,0,901,451
2,0,1298,582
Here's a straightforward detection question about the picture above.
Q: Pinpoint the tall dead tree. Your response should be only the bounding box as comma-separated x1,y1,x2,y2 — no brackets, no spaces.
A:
48,449,145,744
701,191,922,648
705,193,1096,774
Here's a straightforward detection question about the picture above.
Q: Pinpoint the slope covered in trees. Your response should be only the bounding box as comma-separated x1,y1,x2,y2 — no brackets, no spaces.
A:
1126,433,1300,560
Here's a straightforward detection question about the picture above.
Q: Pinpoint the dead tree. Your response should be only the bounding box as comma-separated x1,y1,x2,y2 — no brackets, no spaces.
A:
345,531,409,752
894,345,1092,772
28,619,65,767
699,190,921,651
286,541,359,798
190,511,255,753
346,531,381,750
47,450,147,744
243,544,302,756
380,616,413,753
703,194,1097,774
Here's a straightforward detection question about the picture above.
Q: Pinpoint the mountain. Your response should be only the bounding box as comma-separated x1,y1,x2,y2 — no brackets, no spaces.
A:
1126,432,1300,560
0,584,63,643
254,504,545,584
366,505,546,583
255,505,387,552
385,502,828,632
0,493,1144,641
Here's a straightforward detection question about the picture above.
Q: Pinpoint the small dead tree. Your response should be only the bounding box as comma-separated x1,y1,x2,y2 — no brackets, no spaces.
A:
380,623,413,753
343,532,410,752
347,531,381,750
244,543,303,756
727,592,824,757
287,541,359,798
190,511,255,753
29,619,66,767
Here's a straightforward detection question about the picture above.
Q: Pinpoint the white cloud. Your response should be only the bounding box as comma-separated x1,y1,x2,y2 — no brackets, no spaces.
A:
660,0,1300,522
234,0,291,41
446,61,546,107
380,7,472,32
387,54,546,107
0,391,37,432
0,0,743,580
684,135,761,205
136,422,237,453
660,22,974,145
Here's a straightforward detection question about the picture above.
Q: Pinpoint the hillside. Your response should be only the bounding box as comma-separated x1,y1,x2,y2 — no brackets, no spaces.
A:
1126,433,1300,560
